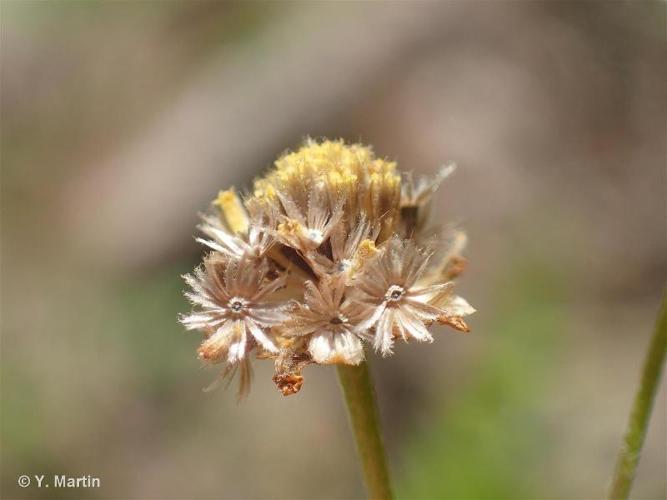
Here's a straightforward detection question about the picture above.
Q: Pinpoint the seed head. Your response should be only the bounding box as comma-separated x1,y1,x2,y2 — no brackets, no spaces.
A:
180,139,475,398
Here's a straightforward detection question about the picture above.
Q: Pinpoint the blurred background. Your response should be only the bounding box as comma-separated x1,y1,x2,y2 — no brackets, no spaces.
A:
2,2,665,499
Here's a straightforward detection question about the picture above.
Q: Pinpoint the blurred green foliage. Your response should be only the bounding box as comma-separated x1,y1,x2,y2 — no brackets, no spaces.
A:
112,265,197,395
398,263,566,499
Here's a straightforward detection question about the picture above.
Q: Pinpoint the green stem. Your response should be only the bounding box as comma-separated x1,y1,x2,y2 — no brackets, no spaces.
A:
609,287,667,499
337,362,393,500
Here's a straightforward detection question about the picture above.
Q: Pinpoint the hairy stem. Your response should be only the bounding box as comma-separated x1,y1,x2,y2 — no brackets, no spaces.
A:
609,288,667,499
337,362,393,500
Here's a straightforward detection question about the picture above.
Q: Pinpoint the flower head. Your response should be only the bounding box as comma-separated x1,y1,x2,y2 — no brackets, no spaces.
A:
276,182,344,250
197,215,274,262
180,255,288,395
281,276,365,365
180,139,474,398
399,164,456,238
352,237,474,355
306,214,379,278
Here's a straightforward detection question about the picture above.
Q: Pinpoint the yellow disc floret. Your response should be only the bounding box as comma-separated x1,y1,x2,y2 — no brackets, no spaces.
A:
214,188,249,235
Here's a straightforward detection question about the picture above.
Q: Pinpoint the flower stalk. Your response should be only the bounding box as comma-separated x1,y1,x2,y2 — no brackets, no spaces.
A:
609,287,667,499
337,361,393,500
